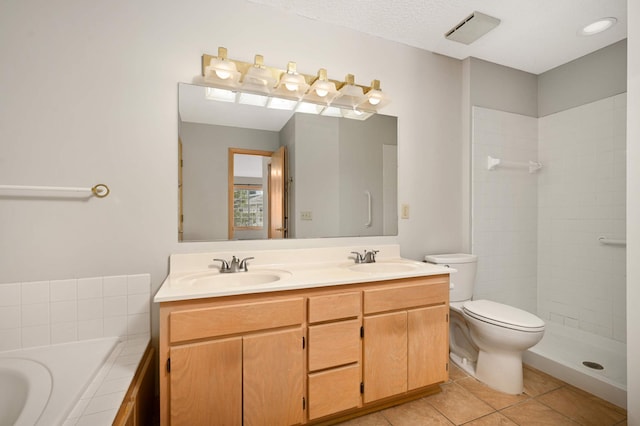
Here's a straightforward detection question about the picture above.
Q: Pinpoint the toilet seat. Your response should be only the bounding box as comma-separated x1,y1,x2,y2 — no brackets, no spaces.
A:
463,299,545,332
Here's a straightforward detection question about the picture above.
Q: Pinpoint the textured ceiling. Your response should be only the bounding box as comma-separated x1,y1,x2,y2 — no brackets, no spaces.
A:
248,0,627,74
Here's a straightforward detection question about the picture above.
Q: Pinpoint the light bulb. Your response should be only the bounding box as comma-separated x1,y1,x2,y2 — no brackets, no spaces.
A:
285,82,298,92
215,69,231,80
315,88,329,97
352,107,363,116
368,94,382,105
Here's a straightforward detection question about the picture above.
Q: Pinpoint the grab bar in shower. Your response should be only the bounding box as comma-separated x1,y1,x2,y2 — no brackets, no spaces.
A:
598,236,626,246
0,184,110,198
487,155,542,173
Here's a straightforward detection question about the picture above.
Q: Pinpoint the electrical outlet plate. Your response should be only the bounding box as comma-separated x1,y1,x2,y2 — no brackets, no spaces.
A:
301,211,313,220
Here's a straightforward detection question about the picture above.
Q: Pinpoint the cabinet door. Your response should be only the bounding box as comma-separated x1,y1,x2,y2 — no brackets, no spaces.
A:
170,338,242,426
363,311,407,403
408,305,449,390
243,328,304,426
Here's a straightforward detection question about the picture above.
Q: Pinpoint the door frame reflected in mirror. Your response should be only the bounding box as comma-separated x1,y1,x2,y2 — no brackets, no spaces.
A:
228,148,282,240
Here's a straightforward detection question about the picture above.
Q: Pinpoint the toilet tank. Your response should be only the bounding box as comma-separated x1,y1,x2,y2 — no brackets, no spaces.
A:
424,253,478,302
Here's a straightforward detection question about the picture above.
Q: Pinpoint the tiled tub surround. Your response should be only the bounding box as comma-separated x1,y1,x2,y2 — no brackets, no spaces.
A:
0,274,151,351
471,95,627,408
0,274,151,425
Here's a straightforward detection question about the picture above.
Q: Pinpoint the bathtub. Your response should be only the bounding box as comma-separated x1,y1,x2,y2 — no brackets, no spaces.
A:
0,337,122,426
523,321,627,409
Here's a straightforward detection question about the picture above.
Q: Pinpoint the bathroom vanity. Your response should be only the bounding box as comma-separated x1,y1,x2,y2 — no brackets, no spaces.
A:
155,246,451,425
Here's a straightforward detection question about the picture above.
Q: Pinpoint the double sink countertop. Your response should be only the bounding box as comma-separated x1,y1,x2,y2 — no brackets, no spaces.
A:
154,244,453,303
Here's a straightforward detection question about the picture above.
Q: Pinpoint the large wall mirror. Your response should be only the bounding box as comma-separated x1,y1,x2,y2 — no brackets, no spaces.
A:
178,83,398,242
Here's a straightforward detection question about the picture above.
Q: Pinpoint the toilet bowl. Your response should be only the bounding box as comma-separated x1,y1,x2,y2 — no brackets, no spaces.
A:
425,254,545,394
462,299,544,394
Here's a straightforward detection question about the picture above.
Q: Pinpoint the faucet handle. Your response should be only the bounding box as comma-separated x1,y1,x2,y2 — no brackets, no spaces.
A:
213,258,230,272
351,251,365,264
239,257,254,271
364,249,379,263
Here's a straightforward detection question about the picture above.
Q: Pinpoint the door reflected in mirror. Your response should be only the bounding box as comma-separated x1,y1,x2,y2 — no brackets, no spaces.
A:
178,83,398,242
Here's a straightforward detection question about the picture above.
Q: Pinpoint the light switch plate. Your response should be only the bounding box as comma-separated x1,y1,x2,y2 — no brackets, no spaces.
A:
401,204,410,219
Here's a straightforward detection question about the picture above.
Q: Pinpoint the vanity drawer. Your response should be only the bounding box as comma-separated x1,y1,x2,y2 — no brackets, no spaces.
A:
169,297,304,343
308,364,361,420
308,291,361,323
363,278,448,315
308,319,361,371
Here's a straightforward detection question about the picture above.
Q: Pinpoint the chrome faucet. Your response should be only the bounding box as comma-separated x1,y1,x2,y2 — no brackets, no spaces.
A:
351,250,379,264
213,256,255,273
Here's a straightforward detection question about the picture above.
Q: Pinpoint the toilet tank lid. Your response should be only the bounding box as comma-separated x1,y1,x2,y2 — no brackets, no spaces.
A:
424,253,478,264
463,299,545,329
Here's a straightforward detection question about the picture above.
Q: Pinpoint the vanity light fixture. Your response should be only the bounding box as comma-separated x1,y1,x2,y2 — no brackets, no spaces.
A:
303,68,341,105
273,62,309,99
578,17,617,36
241,55,277,92
203,47,241,87
332,74,366,109
238,54,277,107
360,80,390,110
199,47,390,120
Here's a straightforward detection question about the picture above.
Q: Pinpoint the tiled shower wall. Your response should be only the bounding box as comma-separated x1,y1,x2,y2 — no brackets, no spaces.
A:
0,273,150,351
538,94,627,342
471,107,539,313
471,94,627,343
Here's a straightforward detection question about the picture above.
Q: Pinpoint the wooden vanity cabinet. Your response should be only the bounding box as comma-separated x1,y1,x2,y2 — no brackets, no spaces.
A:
307,292,362,420
362,279,449,403
160,297,305,426
408,304,450,389
159,274,449,426
169,337,242,425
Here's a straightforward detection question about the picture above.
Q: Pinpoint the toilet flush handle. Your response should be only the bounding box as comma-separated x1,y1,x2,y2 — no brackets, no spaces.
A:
442,265,456,289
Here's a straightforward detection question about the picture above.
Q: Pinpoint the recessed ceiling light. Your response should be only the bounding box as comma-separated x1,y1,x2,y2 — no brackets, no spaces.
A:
579,17,617,36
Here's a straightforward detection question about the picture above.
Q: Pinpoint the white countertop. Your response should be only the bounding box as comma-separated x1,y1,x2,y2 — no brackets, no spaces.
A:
154,245,452,303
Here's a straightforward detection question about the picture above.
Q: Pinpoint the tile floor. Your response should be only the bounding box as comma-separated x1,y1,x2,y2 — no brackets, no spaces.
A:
337,364,627,426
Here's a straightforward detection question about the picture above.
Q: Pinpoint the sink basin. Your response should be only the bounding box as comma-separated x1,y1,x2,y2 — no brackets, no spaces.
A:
348,261,420,274
175,269,291,288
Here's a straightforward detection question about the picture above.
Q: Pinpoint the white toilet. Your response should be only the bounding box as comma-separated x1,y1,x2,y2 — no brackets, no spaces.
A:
425,253,545,394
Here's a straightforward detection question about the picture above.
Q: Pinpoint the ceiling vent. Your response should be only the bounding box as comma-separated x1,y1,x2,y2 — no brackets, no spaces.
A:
445,11,501,45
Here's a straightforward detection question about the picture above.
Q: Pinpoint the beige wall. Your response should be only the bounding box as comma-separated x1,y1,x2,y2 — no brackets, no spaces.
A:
0,1,463,342
539,39,627,117
468,57,539,117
